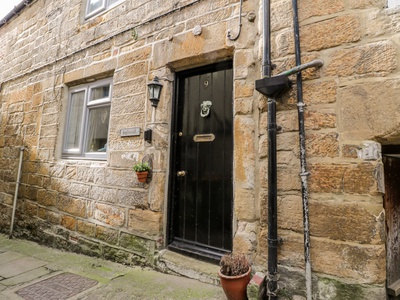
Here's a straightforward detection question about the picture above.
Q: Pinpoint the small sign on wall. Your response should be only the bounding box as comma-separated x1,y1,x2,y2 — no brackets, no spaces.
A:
120,127,141,137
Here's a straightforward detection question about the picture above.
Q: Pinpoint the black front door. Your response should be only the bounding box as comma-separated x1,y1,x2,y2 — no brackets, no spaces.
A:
384,155,400,299
168,61,233,260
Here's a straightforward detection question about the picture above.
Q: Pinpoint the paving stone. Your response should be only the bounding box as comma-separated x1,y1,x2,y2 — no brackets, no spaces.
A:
0,257,47,278
1,267,51,286
0,251,26,265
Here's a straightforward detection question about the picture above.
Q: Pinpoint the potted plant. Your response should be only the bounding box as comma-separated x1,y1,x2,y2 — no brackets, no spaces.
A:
133,162,151,183
218,252,252,300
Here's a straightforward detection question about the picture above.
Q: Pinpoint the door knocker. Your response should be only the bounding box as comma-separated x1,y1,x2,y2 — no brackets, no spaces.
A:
200,101,212,118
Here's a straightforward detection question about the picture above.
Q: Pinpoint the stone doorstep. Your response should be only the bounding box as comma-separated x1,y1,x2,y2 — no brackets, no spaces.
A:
156,250,221,286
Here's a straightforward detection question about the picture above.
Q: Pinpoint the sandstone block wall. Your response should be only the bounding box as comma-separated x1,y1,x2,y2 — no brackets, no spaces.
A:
0,0,399,298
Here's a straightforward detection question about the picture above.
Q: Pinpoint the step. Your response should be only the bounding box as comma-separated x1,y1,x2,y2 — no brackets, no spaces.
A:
156,250,221,286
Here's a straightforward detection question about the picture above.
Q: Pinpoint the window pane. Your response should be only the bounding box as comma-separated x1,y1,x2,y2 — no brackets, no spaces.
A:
85,106,110,152
87,0,105,15
90,85,110,101
108,0,122,6
65,91,85,151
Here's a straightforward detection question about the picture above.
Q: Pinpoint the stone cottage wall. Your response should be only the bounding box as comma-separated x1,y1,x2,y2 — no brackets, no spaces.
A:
0,0,399,298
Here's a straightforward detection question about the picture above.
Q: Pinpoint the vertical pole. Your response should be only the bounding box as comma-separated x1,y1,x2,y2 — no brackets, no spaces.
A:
292,0,312,298
263,0,278,298
267,97,278,300
9,146,24,239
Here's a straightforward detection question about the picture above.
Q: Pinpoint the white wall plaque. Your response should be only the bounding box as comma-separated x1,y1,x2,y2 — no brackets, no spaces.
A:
120,127,141,137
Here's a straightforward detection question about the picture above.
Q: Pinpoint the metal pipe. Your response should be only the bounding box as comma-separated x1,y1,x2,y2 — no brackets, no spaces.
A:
9,146,25,239
292,0,313,298
266,97,278,300
277,59,323,77
263,0,278,299
263,0,272,77
227,0,243,41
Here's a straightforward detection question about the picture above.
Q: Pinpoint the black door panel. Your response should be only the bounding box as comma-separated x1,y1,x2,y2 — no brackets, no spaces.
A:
169,61,233,260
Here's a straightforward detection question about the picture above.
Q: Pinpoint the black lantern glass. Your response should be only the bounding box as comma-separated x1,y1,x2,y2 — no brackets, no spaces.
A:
147,76,163,107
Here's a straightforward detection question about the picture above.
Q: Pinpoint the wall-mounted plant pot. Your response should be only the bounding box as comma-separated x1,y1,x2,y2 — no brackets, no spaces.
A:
136,171,149,183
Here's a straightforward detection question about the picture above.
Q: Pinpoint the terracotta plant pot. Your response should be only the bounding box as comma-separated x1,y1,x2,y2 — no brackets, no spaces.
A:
218,267,251,300
136,171,148,183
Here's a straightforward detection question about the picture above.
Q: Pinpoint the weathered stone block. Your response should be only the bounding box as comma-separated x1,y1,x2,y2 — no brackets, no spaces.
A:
105,168,137,188
303,80,337,105
306,132,339,158
233,221,257,254
117,188,148,207
277,231,385,284
117,46,151,68
304,110,336,130
90,186,118,203
271,0,293,31
77,220,96,237
61,215,76,231
83,58,117,78
57,195,86,218
338,79,400,141
120,232,151,254
37,189,57,207
235,189,256,220
309,200,384,245
234,80,254,98
114,61,148,83
234,97,253,115
298,0,345,20
234,116,256,189
69,182,90,198
96,225,118,245
301,16,361,52
309,163,381,194
128,209,162,236
148,172,165,212
94,203,125,227
152,22,228,70
325,41,397,77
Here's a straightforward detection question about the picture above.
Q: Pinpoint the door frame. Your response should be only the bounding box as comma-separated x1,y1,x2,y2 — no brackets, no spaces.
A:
166,60,234,261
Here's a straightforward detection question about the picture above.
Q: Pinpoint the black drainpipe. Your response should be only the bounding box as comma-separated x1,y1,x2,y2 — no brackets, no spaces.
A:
255,0,323,298
292,0,312,298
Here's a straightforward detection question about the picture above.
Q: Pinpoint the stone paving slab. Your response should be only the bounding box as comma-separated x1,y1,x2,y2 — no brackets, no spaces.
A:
0,252,26,265
0,256,47,278
1,267,51,286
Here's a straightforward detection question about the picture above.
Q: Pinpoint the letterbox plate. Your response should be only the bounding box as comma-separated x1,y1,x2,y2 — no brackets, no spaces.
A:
120,127,141,137
193,133,215,142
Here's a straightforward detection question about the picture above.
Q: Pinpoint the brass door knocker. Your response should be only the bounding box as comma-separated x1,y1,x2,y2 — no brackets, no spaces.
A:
200,101,212,118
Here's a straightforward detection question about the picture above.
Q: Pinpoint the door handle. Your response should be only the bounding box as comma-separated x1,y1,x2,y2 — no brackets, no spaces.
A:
177,171,186,177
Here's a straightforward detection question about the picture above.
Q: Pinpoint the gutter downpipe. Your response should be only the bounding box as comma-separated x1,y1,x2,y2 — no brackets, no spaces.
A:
292,0,312,299
9,146,24,239
263,0,278,299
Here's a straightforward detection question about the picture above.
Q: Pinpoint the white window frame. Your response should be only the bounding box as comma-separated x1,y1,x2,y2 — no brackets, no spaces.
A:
85,0,124,19
62,78,112,160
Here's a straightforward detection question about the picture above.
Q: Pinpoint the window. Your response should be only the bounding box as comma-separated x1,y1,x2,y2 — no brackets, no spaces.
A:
85,0,124,18
63,78,112,160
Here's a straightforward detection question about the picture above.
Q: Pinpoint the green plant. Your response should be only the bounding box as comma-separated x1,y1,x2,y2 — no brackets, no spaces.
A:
219,253,250,276
133,162,151,172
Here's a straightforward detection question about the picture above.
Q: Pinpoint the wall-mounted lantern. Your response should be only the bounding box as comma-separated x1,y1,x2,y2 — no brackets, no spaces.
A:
147,76,163,108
